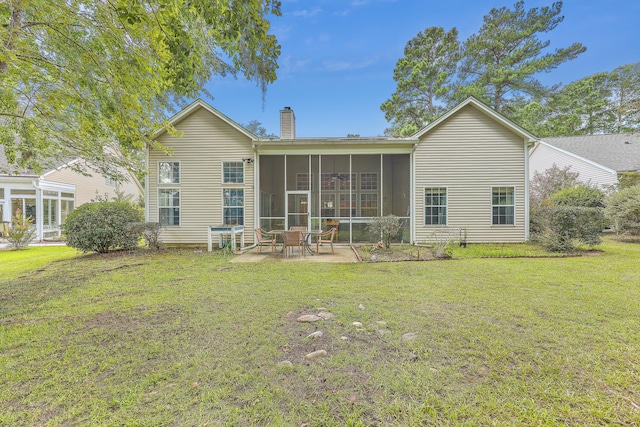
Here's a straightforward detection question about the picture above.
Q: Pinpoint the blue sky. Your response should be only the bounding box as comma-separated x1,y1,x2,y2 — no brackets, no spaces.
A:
203,0,640,138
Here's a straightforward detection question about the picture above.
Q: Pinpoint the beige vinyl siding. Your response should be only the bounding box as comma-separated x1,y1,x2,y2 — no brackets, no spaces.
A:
530,143,618,189
414,105,527,243
45,160,142,206
149,107,255,245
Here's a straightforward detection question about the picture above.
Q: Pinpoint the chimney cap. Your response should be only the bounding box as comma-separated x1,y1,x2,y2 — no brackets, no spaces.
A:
284,106,291,110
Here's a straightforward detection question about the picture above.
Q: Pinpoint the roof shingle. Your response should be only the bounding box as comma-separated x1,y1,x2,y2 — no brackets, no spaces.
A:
541,134,640,172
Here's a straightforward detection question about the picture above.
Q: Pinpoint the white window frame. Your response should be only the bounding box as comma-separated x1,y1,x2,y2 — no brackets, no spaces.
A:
222,161,245,184
491,186,515,225
359,172,378,191
359,193,378,217
320,173,336,191
158,188,180,226
296,173,312,191
222,188,244,225
339,193,356,218
424,187,447,225
158,161,180,184
338,173,356,191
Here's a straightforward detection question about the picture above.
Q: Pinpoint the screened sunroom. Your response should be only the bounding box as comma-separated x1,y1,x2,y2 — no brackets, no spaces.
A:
257,152,412,244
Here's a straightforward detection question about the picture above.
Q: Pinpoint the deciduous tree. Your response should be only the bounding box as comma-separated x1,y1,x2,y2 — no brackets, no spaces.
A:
0,0,281,176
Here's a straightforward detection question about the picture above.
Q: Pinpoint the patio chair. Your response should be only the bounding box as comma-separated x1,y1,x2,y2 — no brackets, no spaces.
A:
315,227,336,254
282,230,305,258
289,226,308,248
255,227,277,254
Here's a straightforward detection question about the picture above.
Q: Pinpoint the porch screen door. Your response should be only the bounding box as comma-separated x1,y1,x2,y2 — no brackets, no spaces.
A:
286,191,310,229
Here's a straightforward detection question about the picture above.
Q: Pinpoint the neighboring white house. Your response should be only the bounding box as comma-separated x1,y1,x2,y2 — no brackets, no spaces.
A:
530,134,640,189
147,97,537,246
0,149,143,240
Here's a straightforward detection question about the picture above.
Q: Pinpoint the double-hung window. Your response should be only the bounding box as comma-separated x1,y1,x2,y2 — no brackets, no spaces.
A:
158,161,180,225
360,194,378,217
159,161,180,184
223,161,244,184
492,187,515,225
223,161,245,225
159,189,180,226
424,187,447,225
223,189,244,225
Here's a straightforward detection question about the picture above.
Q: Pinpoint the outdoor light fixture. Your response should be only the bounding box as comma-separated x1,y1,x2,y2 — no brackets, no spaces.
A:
242,157,254,164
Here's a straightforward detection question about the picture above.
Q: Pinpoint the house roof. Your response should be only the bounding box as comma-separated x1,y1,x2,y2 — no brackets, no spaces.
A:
0,145,69,176
155,97,537,148
1,146,144,194
412,97,538,143
541,134,640,172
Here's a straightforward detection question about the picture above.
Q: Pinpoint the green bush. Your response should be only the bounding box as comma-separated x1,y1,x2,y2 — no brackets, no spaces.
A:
547,185,605,208
129,221,165,250
366,215,401,249
606,185,640,236
63,202,143,253
535,205,605,252
618,172,640,189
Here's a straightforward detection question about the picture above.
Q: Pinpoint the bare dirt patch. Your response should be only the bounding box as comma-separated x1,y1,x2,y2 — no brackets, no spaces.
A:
353,244,445,262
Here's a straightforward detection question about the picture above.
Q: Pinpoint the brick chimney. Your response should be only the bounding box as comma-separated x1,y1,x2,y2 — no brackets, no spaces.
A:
280,107,296,139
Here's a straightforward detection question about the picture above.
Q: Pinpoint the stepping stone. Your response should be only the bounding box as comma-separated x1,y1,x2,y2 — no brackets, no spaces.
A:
317,311,333,320
306,331,323,339
305,350,327,360
297,314,322,322
277,360,293,367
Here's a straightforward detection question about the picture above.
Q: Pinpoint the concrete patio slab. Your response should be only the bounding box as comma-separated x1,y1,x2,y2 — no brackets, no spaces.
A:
230,245,359,263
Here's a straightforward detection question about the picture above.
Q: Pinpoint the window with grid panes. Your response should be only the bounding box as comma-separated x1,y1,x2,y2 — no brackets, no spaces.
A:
360,193,378,217
223,189,244,225
360,173,378,190
223,161,244,184
339,193,356,217
339,174,356,190
296,173,311,191
424,188,447,225
492,187,515,225
320,173,336,190
159,189,180,225
158,162,180,184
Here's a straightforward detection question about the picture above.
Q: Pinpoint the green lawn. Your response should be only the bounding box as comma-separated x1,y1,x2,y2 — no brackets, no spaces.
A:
1,241,639,426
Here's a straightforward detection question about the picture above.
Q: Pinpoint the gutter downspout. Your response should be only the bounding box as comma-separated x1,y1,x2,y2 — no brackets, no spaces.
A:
144,145,149,222
32,179,43,241
410,143,417,244
524,140,534,241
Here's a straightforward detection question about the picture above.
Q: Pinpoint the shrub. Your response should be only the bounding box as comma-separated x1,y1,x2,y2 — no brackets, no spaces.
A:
547,185,605,208
63,202,143,253
6,209,36,250
366,215,401,249
535,205,605,252
530,164,580,207
129,221,165,250
606,185,640,236
618,172,640,189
